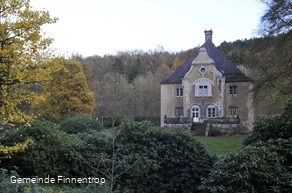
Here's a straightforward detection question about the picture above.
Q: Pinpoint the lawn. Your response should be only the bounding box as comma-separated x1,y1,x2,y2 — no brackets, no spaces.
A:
101,127,245,157
196,137,245,157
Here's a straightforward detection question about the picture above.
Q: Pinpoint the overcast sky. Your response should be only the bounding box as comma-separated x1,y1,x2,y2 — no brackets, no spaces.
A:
30,0,265,57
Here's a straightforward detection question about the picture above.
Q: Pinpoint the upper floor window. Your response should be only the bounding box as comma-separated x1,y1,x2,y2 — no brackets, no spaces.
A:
199,85,208,96
193,78,213,97
176,88,183,97
199,66,207,75
229,86,237,96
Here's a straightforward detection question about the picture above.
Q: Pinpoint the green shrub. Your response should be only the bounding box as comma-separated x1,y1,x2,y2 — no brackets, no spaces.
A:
209,129,235,137
0,168,26,193
90,119,215,193
199,141,292,193
244,97,292,146
60,115,102,134
0,118,106,178
200,98,292,193
209,129,222,136
102,115,124,128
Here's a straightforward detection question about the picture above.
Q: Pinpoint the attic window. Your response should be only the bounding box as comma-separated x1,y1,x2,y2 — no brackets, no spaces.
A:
199,67,207,75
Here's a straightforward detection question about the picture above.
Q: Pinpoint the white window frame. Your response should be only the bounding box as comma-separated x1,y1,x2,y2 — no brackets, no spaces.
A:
190,105,201,119
229,86,237,96
199,85,208,96
229,107,238,117
193,78,213,97
176,88,183,97
206,105,217,118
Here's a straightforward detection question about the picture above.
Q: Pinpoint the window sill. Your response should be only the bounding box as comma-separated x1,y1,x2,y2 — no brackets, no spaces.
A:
195,96,213,98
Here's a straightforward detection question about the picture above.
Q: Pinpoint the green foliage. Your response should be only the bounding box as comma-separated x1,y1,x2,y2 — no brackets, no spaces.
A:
92,119,215,193
0,168,26,193
244,97,292,145
199,142,292,193
0,119,105,178
201,98,292,192
60,115,102,134
209,129,235,137
218,39,252,66
0,168,106,193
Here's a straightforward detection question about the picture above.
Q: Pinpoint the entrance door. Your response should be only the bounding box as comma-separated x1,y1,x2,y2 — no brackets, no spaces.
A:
190,106,200,122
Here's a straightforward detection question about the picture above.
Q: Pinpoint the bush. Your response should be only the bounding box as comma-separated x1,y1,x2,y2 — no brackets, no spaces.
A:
60,115,102,134
0,118,106,178
199,141,292,193
244,97,292,145
200,98,292,193
209,129,235,137
90,119,215,193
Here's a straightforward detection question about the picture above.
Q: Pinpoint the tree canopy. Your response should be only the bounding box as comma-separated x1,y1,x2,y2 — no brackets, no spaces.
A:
0,0,58,126
33,59,94,121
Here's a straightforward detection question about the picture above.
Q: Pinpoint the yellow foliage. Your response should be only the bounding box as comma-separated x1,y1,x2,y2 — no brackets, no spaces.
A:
172,56,183,70
33,59,95,121
0,0,59,126
0,138,33,158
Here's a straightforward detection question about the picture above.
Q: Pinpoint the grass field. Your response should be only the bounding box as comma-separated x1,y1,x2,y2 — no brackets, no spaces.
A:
101,127,245,157
196,137,245,157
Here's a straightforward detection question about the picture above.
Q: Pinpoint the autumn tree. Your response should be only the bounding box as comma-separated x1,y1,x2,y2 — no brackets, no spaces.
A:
171,56,183,70
33,59,94,121
0,0,58,127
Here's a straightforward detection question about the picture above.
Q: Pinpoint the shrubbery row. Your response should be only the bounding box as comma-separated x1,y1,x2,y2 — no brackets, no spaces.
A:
1,97,291,192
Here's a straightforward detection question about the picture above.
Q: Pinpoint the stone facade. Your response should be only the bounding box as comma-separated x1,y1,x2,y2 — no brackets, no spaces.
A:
160,30,254,132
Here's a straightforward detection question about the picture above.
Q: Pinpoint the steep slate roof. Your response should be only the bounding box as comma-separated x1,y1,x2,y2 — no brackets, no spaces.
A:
160,40,251,84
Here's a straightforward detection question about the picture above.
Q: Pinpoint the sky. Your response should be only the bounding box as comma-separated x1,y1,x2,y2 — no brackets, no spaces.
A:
30,0,265,57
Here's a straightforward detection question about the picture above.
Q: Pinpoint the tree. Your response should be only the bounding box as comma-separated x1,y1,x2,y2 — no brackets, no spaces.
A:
246,0,292,115
171,56,183,70
86,55,114,120
0,0,58,126
259,0,292,36
33,59,94,121
111,57,124,74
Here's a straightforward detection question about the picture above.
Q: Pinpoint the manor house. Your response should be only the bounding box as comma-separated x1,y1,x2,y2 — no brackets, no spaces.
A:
160,30,254,132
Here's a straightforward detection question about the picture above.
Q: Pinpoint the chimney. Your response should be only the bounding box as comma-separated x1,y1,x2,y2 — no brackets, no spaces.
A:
204,29,213,42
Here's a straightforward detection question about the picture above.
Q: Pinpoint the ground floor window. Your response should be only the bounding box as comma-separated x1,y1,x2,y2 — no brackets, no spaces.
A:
207,108,216,118
206,104,217,118
175,107,183,117
229,107,238,117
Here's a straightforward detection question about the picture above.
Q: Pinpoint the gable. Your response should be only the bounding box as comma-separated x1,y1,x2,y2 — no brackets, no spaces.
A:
161,40,251,84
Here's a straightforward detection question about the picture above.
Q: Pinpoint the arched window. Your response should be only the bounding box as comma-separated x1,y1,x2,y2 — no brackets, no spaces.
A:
206,104,217,118
190,105,201,119
193,78,213,97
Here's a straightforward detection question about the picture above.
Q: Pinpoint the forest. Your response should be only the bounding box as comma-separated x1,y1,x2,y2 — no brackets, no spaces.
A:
0,0,292,192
